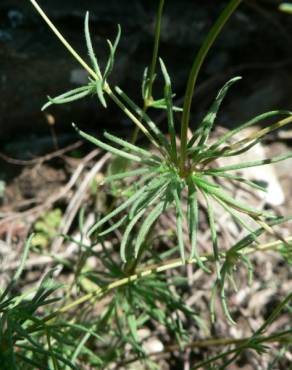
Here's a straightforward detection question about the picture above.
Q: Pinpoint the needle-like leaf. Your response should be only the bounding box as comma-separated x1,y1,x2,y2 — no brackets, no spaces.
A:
103,132,159,161
188,77,241,148
187,180,210,271
159,58,178,163
115,87,171,156
88,185,148,236
84,11,102,79
42,86,91,110
134,201,165,259
210,110,292,150
121,209,146,262
205,172,268,193
202,191,221,280
172,185,185,263
103,25,121,82
73,123,142,162
210,151,292,172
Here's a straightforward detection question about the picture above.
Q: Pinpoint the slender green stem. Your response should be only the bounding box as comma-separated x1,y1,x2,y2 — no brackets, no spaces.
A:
131,0,165,145
107,90,159,148
29,0,158,148
125,0,166,267
146,0,165,104
180,0,242,174
29,0,97,79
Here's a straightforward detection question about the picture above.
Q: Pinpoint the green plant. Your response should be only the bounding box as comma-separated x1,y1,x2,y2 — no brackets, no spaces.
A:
1,227,291,369
33,0,292,314
32,209,63,248
279,2,292,14
0,180,5,199
2,0,291,368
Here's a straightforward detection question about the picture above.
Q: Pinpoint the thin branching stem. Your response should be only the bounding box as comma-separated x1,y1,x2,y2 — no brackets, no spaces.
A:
191,329,291,370
29,0,159,148
29,0,96,79
27,233,292,333
106,90,159,147
121,329,291,366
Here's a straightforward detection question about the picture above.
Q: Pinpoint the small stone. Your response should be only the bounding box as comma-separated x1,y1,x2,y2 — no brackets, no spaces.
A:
138,328,164,354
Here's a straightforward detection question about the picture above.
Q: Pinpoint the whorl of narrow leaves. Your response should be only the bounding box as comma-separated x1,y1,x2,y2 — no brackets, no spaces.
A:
7,2,291,369
72,72,292,324
42,12,121,111
30,0,292,330
36,5,292,277
73,76,292,277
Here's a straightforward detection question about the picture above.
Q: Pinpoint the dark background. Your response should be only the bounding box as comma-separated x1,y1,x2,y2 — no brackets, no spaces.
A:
1,0,292,156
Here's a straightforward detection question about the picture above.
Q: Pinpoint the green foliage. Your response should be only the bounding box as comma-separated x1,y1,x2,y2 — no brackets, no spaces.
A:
39,3,292,274
7,0,292,368
0,180,5,199
279,2,292,14
280,242,292,264
1,231,291,369
0,236,65,369
42,13,121,111
75,87,292,278
32,208,62,248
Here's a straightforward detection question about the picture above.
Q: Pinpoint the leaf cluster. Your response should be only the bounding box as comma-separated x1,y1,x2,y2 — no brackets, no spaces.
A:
14,0,292,368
